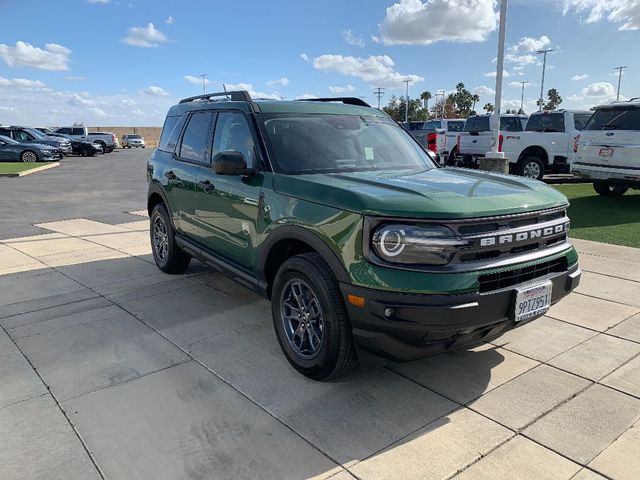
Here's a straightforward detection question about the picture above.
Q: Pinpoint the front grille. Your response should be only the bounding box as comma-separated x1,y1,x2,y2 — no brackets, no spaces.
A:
478,257,567,293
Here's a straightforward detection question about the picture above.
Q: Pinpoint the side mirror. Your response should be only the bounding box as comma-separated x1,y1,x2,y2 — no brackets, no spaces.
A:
213,151,253,176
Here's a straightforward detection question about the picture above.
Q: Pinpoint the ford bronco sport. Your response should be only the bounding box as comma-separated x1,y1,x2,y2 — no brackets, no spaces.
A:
147,91,581,380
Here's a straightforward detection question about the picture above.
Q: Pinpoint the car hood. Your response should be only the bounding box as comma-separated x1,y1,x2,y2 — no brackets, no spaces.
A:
273,167,568,219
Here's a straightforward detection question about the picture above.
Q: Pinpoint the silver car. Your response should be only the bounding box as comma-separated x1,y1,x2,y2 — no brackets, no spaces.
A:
122,134,146,148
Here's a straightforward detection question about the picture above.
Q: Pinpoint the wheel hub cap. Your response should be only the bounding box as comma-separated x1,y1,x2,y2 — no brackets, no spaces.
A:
280,279,324,359
153,216,169,261
523,162,541,179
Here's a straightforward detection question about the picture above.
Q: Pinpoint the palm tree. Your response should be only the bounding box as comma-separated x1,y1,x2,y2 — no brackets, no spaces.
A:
420,91,432,111
484,103,494,113
472,94,480,112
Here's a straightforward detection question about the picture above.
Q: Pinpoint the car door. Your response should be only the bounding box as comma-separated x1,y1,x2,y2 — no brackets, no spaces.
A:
167,111,214,236
193,111,264,270
0,138,12,160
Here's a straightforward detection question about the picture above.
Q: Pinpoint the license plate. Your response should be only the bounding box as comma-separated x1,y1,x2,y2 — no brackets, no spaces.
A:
599,147,614,157
514,281,552,322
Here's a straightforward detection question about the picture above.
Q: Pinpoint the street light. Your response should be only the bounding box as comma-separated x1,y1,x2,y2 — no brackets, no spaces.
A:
536,49,554,111
436,89,446,119
519,81,528,113
200,73,207,94
403,80,410,123
614,66,627,101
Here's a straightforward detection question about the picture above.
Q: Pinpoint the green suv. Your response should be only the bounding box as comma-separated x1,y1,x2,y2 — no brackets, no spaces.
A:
147,91,580,380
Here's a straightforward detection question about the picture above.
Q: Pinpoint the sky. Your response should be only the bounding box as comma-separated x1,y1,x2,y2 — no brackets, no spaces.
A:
0,0,638,126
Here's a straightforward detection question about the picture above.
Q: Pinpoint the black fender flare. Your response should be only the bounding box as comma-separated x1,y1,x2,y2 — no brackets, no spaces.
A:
147,182,171,218
258,225,351,285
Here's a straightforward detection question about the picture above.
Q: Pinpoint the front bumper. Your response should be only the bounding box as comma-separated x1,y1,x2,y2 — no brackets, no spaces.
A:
341,263,580,362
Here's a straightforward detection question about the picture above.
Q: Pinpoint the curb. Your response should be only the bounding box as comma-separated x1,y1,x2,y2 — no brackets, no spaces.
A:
0,162,60,178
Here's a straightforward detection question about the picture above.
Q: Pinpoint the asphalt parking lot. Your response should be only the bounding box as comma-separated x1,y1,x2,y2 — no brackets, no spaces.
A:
1,150,639,480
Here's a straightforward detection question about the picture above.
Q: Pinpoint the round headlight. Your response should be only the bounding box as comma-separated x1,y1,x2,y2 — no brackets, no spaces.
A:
379,228,406,257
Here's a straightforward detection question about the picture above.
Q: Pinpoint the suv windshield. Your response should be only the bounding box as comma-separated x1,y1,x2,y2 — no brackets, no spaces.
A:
525,113,565,132
259,114,435,174
127,135,142,139
584,106,640,131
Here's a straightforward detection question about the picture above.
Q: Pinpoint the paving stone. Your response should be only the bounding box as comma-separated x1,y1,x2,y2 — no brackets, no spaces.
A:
547,293,639,332
609,313,640,343
493,316,597,362
589,422,640,480
572,238,640,264
117,243,152,256
388,344,538,404
0,288,98,321
115,220,149,231
579,254,640,283
454,435,581,480
35,218,130,236
524,384,640,465
565,468,607,480
549,334,640,381
469,365,590,430
191,269,270,307
63,362,341,480
601,355,640,398
577,272,640,308
80,231,149,250
0,395,100,480
0,261,49,275
0,269,84,307
0,232,67,243
13,304,189,401
38,245,127,268
105,276,203,303
6,236,98,258
0,329,46,409
190,322,458,465
349,408,512,480
0,243,43,270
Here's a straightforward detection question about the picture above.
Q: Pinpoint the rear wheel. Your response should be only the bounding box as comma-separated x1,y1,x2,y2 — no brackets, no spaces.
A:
593,181,628,197
516,155,545,180
150,203,191,274
271,253,357,381
20,150,38,163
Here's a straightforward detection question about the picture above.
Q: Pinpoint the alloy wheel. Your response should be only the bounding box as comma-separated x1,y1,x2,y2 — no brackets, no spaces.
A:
523,161,541,179
280,279,324,359
22,151,37,163
152,216,169,261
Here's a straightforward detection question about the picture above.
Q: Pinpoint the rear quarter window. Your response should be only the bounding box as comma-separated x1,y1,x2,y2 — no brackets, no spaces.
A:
500,116,523,132
158,115,187,152
447,121,464,132
573,114,592,131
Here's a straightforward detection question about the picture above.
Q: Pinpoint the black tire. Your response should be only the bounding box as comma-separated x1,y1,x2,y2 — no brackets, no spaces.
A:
97,141,106,153
106,147,114,153
516,155,545,180
20,150,38,163
80,146,93,157
271,253,357,381
593,181,628,197
150,203,191,274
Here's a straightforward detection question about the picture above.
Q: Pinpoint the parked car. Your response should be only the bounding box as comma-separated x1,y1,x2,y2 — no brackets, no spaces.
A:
0,126,72,155
35,127,55,135
572,99,640,196
456,113,528,166
122,134,146,148
54,126,119,152
0,135,63,162
501,110,593,180
47,133,102,156
146,91,580,380
423,118,466,164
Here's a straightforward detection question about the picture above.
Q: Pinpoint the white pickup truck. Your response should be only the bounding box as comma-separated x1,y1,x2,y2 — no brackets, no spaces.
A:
501,110,593,180
54,126,119,153
421,118,466,164
457,113,528,166
572,99,640,196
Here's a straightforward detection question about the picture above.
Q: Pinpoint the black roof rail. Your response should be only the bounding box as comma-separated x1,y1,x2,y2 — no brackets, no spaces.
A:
179,90,252,104
295,97,370,107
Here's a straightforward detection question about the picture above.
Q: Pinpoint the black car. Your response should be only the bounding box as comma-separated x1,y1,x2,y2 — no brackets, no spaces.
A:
0,135,62,162
47,133,102,156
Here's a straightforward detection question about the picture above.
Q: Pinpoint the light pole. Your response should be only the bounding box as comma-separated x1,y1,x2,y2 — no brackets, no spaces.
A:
403,80,410,123
536,49,554,111
519,81,528,113
436,89,446,119
614,66,627,101
488,0,508,157
200,73,207,94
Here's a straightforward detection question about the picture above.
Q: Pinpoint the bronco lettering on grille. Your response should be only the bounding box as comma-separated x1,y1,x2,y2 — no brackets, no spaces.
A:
478,222,569,247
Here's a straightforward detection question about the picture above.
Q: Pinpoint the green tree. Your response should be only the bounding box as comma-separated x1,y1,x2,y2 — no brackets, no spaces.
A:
537,88,563,110
484,103,495,113
420,91,432,115
471,94,480,112
383,95,428,122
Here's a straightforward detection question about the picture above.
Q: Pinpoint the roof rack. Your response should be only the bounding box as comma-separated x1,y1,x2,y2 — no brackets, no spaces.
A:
295,97,370,107
179,90,252,104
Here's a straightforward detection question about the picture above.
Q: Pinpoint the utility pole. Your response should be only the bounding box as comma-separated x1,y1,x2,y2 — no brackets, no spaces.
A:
489,0,508,156
436,89,446,119
403,80,410,123
519,81,528,113
373,87,384,109
200,73,207,94
614,66,627,101
536,48,554,111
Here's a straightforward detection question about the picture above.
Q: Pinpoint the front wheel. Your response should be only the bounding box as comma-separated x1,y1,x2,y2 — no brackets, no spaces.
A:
516,155,545,180
593,181,628,197
150,203,191,274
271,253,357,381
20,150,38,163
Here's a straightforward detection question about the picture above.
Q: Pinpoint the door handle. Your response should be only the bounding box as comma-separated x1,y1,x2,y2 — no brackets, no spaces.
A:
197,180,214,192
164,170,177,180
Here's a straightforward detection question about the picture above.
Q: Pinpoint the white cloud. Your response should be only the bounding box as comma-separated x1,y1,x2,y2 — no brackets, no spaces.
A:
582,82,616,97
0,41,71,71
296,94,318,100
507,81,535,88
504,53,537,65
473,85,495,95
509,35,551,53
87,0,110,3
329,85,356,93
90,107,108,118
266,77,290,87
483,70,510,78
65,76,86,81
184,75,210,85
512,65,525,71
165,16,174,25
141,85,170,97
0,76,48,90
342,29,365,47
563,0,640,31
378,0,497,45
572,73,589,80
312,54,423,88
223,83,281,100
300,52,309,62
122,23,168,48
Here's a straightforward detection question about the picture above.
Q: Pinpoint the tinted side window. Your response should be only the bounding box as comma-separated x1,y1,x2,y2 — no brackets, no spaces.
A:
159,115,187,153
500,117,521,132
14,131,34,141
72,128,85,135
447,121,464,132
57,127,71,134
179,112,213,163
464,116,490,132
573,114,592,131
212,112,256,168
525,114,564,132
0,129,11,137
585,107,640,131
